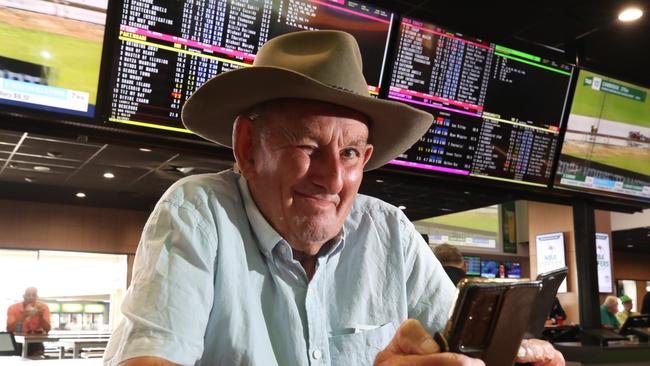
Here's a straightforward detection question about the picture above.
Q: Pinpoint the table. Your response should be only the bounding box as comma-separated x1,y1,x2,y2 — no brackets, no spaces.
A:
57,338,109,359
0,356,102,365
14,333,111,358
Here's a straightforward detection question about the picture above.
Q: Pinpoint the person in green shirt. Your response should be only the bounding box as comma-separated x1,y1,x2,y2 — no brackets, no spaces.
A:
616,295,640,326
600,295,621,329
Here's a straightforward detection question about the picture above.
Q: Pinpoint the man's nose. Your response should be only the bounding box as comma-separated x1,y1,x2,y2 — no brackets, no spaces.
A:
310,149,344,194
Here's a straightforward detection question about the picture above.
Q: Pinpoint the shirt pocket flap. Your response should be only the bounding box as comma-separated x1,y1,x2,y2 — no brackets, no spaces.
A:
329,322,396,365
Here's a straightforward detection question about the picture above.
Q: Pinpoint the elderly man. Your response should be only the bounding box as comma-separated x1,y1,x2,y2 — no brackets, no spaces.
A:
600,296,621,330
104,31,562,366
6,287,51,356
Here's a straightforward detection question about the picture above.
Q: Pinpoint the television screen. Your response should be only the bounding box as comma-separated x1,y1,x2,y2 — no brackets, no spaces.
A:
506,261,521,278
596,233,613,293
414,205,498,249
555,69,650,201
463,255,481,276
535,232,567,292
0,0,107,117
480,260,498,278
105,0,394,134
387,17,574,187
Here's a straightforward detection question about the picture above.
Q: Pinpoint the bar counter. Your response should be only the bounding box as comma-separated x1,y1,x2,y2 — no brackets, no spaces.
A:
557,341,650,365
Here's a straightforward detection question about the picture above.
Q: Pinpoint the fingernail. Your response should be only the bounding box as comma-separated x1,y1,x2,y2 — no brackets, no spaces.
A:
420,337,441,354
517,346,527,358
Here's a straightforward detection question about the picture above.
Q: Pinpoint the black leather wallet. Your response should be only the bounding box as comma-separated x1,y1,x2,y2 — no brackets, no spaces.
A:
438,279,543,366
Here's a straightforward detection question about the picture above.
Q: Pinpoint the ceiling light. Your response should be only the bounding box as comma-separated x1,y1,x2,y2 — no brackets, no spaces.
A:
618,8,643,22
46,151,62,158
627,244,634,248
103,172,115,179
375,179,384,183
24,177,35,183
76,192,86,198
398,205,406,210
33,166,51,172
176,167,195,174
139,148,152,152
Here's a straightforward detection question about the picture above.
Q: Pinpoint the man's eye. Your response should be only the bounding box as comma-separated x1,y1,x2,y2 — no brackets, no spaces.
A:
299,145,316,154
342,148,360,159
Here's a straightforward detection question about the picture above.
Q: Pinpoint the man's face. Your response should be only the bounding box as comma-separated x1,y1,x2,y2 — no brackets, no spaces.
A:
608,302,618,314
23,288,37,305
624,301,633,311
239,100,373,255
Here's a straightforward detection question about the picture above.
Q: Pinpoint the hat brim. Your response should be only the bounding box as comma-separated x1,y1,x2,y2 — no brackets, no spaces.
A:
182,66,433,171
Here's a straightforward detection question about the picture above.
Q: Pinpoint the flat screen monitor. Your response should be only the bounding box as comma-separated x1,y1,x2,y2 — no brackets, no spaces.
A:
554,69,650,201
463,255,481,276
480,260,498,278
596,232,613,293
387,17,574,187
535,232,567,292
0,0,107,118
105,0,394,134
505,261,521,278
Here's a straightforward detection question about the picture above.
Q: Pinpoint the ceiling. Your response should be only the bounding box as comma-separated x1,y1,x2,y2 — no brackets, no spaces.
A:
370,0,650,87
0,127,510,219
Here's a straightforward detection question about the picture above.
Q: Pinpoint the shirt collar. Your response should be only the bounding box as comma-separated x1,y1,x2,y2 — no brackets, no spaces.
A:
237,175,283,258
237,175,347,259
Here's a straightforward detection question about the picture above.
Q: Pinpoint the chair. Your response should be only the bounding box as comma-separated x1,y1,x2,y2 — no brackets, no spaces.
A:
0,332,19,356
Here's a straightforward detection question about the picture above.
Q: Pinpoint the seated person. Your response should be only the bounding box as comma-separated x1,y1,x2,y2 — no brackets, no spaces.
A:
600,296,620,330
433,244,467,286
6,286,51,356
616,295,640,326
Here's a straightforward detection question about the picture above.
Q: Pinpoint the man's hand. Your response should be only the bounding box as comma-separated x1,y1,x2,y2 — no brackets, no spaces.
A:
515,339,565,366
374,319,484,366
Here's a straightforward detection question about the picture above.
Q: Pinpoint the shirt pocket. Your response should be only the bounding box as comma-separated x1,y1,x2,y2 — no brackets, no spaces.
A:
328,322,396,365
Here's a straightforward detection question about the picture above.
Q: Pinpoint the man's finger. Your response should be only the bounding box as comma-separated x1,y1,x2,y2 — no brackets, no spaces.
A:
515,339,565,366
378,352,485,366
385,319,441,355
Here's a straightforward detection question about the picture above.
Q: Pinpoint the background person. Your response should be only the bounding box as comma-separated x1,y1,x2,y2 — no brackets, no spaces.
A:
6,286,51,356
600,295,620,330
616,295,640,326
433,243,467,286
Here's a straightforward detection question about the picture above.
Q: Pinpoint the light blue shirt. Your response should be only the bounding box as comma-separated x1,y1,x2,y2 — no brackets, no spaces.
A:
104,170,455,366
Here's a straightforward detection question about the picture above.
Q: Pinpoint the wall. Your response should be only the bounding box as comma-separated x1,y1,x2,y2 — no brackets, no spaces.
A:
528,202,617,325
0,199,148,285
611,209,650,231
613,251,650,312
527,201,579,324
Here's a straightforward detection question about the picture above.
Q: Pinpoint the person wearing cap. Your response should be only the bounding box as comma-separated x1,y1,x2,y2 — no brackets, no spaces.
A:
104,30,563,366
616,295,640,326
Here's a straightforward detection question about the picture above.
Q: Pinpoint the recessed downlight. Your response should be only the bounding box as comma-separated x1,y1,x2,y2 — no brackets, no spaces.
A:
618,7,643,22
375,179,384,183
139,148,152,152
398,205,407,210
627,244,634,248
24,177,35,183
33,166,51,172
103,172,115,179
76,192,86,198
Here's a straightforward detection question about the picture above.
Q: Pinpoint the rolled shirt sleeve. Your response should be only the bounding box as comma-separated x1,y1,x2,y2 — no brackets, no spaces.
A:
104,199,218,366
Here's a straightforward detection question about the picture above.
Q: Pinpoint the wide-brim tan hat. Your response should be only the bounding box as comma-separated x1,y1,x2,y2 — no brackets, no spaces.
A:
182,30,433,171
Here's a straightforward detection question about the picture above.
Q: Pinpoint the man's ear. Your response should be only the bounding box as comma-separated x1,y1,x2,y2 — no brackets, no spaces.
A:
233,116,256,178
361,143,374,168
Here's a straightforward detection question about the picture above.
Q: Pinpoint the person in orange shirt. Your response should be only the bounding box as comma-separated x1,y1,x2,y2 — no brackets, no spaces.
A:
6,287,51,356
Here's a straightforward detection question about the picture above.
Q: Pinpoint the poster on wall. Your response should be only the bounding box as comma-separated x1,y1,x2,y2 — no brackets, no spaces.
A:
596,233,613,293
536,232,568,293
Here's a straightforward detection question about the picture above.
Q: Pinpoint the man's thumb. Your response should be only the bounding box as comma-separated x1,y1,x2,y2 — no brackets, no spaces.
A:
389,319,441,355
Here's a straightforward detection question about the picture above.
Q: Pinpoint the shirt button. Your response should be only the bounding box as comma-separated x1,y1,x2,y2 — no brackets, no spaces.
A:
312,349,322,360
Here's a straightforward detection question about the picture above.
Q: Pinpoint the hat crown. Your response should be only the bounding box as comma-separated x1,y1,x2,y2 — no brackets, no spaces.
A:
253,31,369,97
